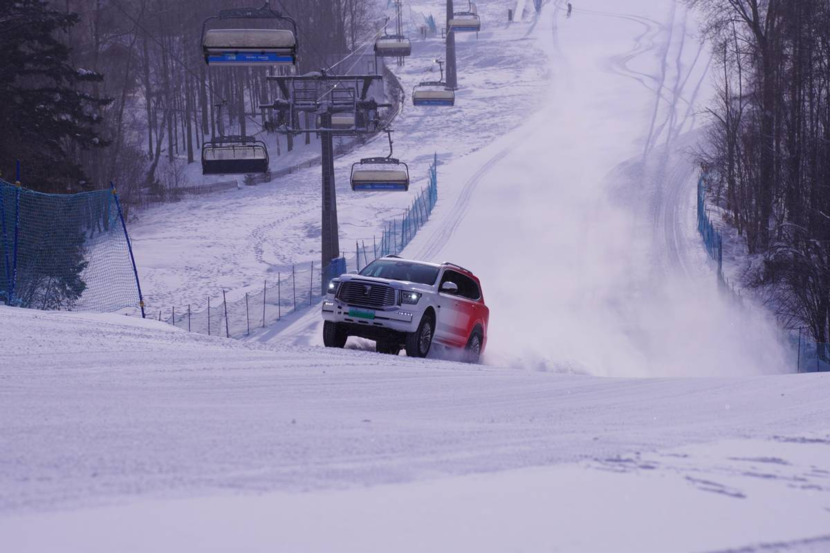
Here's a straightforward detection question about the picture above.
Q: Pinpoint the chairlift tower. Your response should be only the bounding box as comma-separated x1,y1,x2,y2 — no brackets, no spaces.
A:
263,72,390,291
395,0,405,67
446,0,458,89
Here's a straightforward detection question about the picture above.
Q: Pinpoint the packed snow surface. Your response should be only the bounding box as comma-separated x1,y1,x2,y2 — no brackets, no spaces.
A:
3,0,830,552
1,306,829,552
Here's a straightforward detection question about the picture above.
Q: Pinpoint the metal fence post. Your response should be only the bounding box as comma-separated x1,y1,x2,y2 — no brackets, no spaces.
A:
188,304,191,332
0,185,10,305
309,261,314,306
356,241,360,272
245,292,250,336
9,182,20,306
262,280,267,328
292,265,296,312
222,289,230,338
278,273,282,320
208,297,211,336
362,240,368,266
172,307,176,326
797,328,802,373
9,159,20,306
110,183,146,318
373,236,378,260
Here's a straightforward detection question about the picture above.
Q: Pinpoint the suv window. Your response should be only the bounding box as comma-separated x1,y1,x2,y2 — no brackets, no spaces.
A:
360,259,440,285
440,270,481,301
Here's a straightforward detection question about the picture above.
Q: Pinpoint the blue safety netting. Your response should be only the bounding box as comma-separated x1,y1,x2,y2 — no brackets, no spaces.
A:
0,180,142,313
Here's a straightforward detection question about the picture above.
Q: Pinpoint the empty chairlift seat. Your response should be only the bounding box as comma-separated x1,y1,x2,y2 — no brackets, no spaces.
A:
317,113,356,131
203,29,297,66
448,13,481,32
202,137,270,175
351,159,410,191
412,82,455,106
374,35,412,57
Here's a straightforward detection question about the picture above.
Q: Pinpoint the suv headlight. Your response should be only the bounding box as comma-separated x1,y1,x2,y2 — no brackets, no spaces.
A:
400,291,422,305
327,280,340,295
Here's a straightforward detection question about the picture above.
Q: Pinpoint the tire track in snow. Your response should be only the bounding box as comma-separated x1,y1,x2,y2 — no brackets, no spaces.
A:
413,3,560,263
641,1,676,159
414,146,517,262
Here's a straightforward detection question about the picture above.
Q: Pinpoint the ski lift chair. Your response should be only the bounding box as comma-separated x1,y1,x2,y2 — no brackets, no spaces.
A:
374,35,412,57
202,136,270,175
448,12,481,33
412,82,455,106
317,113,356,131
202,3,298,66
350,131,410,191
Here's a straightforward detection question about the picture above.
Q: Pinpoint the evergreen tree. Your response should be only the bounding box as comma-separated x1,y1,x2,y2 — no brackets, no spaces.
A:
0,0,110,192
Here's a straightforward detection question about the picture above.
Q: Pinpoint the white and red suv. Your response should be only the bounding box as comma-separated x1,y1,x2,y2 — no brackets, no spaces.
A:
322,256,489,362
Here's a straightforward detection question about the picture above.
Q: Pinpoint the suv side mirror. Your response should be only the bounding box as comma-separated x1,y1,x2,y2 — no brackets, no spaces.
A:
441,281,459,294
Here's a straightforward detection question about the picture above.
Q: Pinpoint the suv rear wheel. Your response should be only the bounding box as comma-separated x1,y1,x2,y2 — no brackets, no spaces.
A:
323,321,348,348
464,330,483,364
405,314,434,358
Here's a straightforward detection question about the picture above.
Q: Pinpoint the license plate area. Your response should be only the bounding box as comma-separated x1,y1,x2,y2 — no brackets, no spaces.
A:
348,308,376,320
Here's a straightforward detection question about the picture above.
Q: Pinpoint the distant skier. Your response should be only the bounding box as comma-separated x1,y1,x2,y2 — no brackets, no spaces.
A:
567,2,573,17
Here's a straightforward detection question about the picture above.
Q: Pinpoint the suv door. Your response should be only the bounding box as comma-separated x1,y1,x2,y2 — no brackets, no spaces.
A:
435,270,465,347
436,269,481,347
454,273,484,344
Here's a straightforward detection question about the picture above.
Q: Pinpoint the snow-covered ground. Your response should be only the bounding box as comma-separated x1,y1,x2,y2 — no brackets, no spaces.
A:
3,1,829,551
2,306,829,552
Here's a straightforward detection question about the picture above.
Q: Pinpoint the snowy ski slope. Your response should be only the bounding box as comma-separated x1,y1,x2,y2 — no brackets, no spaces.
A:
273,0,787,378
1,305,829,552
2,1,829,552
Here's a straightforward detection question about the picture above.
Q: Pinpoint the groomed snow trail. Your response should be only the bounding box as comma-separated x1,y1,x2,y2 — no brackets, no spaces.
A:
1,306,829,552
400,0,787,377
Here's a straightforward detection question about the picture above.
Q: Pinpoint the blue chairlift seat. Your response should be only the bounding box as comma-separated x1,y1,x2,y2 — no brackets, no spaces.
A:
202,5,298,67
374,35,412,57
202,137,270,175
448,13,481,32
317,113,356,131
412,82,455,106
351,158,410,191
203,29,296,66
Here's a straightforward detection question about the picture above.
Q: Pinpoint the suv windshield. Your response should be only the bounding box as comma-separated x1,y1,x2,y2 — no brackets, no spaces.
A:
359,259,440,285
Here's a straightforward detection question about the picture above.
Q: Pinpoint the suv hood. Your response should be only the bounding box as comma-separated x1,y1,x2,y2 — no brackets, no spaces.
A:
337,274,435,294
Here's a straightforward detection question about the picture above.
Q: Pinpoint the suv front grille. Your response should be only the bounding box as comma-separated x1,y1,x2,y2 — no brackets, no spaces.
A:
337,281,396,308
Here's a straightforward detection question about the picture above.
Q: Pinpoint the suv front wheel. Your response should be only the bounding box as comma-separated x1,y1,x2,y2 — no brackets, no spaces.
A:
405,314,434,358
323,321,348,348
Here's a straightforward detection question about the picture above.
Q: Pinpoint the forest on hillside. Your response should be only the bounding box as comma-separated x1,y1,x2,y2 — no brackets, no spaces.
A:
692,0,830,344
0,0,381,202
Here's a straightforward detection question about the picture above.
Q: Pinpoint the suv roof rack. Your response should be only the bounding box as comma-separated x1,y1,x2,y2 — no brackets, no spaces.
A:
442,262,472,274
